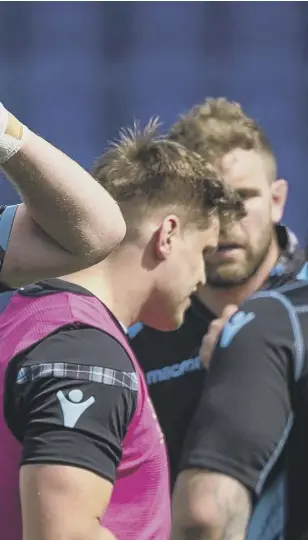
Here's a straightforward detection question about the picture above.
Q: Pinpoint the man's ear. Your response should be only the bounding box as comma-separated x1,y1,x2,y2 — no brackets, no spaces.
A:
154,215,181,261
271,179,288,224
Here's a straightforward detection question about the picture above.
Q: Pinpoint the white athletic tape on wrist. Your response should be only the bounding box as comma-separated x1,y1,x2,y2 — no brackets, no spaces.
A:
0,104,29,165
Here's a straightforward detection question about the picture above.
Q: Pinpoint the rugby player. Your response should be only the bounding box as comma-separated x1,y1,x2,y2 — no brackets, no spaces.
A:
130,99,307,539
131,98,305,487
0,102,126,289
172,261,308,540
167,102,308,539
0,120,243,540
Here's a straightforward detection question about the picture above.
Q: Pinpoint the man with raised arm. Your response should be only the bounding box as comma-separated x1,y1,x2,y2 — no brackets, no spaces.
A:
0,102,126,289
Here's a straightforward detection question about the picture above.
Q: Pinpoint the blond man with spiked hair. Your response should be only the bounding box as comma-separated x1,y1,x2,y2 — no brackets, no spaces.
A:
0,118,243,540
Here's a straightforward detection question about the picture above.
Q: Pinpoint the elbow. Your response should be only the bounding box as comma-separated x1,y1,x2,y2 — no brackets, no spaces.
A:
173,496,221,536
172,473,226,538
78,206,126,264
182,494,222,535
110,207,127,248
172,471,251,540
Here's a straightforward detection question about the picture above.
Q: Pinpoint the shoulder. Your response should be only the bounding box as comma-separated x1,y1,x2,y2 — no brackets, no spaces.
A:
216,289,302,379
235,289,299,334
22,325,136,375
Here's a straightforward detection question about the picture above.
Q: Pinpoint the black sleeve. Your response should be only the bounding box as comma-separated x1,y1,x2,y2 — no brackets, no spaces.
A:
5,326,138,484
0,205,18,291
180,292,299,496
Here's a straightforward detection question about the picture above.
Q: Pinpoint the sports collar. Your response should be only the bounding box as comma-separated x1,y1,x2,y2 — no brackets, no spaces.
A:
263,225,306,289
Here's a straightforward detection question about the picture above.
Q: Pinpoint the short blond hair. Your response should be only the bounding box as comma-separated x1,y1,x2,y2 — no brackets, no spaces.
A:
92,118,244,239
169,98,276,181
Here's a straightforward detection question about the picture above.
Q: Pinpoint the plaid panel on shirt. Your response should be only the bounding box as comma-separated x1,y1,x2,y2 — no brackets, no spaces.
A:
16,362,138,391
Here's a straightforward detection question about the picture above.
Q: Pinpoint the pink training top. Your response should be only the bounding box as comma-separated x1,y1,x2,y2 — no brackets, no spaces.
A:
0,288,171,540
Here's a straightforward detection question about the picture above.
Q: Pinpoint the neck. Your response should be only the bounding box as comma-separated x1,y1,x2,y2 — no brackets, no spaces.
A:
60,244,151,328
198,236,281,316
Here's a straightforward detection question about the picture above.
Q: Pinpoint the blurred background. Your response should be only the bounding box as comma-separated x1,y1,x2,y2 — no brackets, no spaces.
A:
1,1,307,244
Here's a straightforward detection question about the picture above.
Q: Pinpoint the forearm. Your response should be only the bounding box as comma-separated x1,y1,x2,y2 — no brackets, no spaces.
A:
171,510,228,540
170,524,244,540
2,124,126,262
170,523,217,540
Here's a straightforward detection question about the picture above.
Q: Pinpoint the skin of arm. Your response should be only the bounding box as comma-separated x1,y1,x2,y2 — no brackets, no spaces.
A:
0,123,126,286
171,470,251,540
20,464,117,540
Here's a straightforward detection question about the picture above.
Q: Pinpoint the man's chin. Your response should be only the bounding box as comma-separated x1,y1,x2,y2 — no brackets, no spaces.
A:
207,264,265,288
207,275,252,289
206,264,253,288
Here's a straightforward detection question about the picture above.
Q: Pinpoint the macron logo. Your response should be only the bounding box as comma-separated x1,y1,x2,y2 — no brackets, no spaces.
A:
57,389,95,428
220,311,255,348
146,356,201,385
